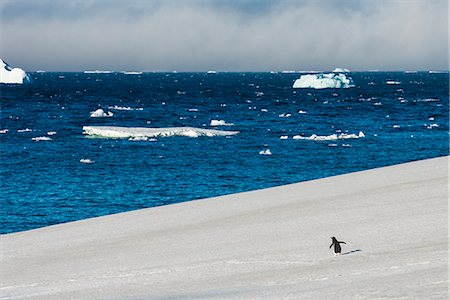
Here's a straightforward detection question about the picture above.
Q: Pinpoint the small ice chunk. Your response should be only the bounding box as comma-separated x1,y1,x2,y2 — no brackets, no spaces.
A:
90,109,113,118
47,131,57,136
210,120,234,126
32,136,52,141
259,149,272,155
280,136,288,140
0,129,8,134
18,128,32,133
80,159,94,164
298,110,307,114
386,81,401,85
279,113,291,118
293,131,364,141
129,136,149,141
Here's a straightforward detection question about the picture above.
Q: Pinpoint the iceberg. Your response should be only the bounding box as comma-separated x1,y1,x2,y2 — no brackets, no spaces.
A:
332,67,350,73
1,59,29,84
90,109,113,118
293,73,354,89
83,126,239,139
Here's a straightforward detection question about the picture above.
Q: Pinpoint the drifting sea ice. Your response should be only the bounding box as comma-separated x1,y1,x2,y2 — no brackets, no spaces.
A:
0,59,29,84
90,109,113,118
293,131,365,141
210,120,234,126
80,159,94,164
332,67,350,73
293,73,354,89
32,136,52,141
259,149,272,155
82,126,239,139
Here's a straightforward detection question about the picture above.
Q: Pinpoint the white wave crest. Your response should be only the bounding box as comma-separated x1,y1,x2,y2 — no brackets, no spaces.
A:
83,126,239,139
293,131,365,141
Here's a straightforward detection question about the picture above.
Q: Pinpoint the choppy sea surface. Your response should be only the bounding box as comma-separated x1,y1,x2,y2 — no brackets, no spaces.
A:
1,72,448,234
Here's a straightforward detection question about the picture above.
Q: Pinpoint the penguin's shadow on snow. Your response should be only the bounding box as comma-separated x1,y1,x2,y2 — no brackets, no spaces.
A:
341,249,362,256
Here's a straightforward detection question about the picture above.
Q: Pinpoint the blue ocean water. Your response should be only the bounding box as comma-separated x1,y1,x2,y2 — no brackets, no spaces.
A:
1,72,448,234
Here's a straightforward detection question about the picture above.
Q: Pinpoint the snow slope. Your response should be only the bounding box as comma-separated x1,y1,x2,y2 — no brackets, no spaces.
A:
0,156,447,299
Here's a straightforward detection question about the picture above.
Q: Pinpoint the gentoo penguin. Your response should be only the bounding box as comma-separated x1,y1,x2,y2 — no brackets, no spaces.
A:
330,236,346,255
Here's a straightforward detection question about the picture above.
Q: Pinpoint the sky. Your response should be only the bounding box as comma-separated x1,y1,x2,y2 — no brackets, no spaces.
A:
0,0,448,71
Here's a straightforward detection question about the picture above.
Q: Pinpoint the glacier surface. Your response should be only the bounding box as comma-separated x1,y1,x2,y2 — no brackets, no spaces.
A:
0,59,29,84
293,73,354,89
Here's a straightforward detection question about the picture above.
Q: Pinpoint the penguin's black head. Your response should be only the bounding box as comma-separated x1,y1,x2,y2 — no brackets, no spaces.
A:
331,236,336,240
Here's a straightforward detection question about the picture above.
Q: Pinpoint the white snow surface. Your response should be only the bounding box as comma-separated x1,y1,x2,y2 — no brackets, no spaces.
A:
1,157,447,299
293,73,354,89
0,59,29,84
83,126,239,138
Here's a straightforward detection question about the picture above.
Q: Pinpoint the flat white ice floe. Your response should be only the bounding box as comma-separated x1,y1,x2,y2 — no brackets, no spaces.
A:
32,136,52,141
293,131,365,141
108,105,143,111
84,70,113,74
210,120,234,126
90,109,113,118
386,81,401,85
122,71,143,75
17,128,32,133
1,59,29,84
83,126,239,138
80,159,94,164
293,73,354,89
